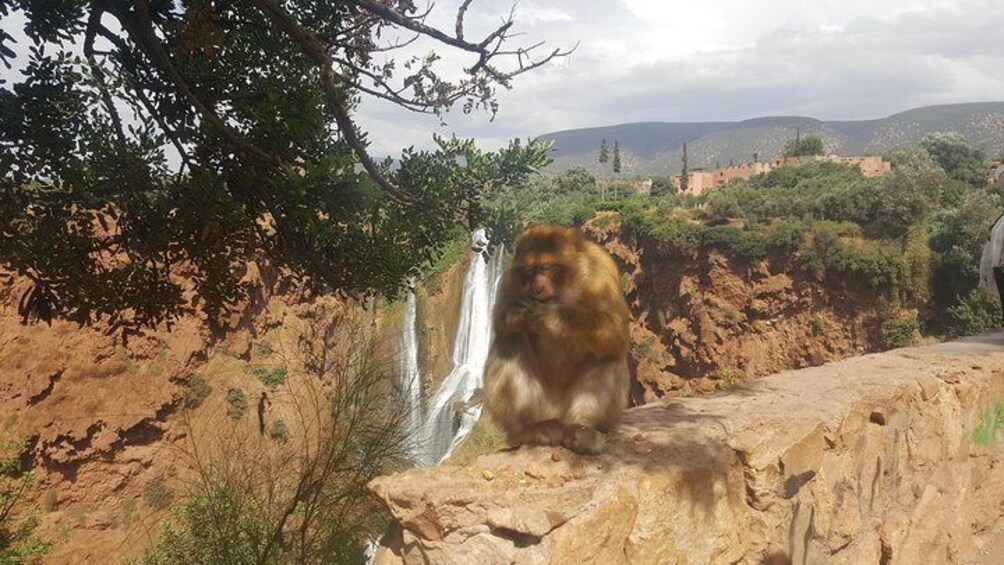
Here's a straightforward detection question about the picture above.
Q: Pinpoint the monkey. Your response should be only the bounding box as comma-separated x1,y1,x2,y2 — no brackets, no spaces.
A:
483,225,631,455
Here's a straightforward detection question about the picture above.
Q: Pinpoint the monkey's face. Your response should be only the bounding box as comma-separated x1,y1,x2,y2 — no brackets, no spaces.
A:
515,259,568,304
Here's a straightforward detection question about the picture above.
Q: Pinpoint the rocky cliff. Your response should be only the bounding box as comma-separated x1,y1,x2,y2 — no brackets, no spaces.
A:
370,335,1004,564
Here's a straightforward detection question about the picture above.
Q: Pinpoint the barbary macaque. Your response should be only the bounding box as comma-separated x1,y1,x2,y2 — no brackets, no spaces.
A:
483,225,631,455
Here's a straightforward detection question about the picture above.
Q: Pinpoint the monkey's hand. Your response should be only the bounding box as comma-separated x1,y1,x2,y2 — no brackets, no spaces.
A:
499,299,536,334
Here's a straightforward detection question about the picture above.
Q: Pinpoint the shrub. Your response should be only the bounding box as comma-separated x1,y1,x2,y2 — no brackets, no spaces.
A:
422,228,468,294
255,341,274,356
143,478,174,510
226,389,248,421
184,376,212,410
621,208,701,257
252,366,288,390
879,315,919,350
268,420,289,443
702,226,768,263
944,288,1002,338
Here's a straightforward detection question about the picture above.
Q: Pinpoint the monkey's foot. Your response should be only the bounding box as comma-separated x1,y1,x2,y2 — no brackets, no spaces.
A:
515,419,566,447
562,425,606,455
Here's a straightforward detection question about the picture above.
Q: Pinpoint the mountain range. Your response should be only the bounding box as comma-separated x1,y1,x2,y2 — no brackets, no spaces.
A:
534,102,1004,176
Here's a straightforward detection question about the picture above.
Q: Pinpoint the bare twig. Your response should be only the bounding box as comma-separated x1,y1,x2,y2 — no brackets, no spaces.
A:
356,0,572,80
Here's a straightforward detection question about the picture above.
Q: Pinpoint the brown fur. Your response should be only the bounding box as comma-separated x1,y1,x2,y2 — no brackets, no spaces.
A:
483,225,631,454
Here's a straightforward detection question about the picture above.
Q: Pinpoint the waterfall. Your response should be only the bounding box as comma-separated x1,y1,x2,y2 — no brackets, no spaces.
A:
399,287,423,441
399,228,505,467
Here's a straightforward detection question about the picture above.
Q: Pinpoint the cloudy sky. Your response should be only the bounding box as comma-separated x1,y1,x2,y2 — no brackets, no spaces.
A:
2,1,1002,158
356,0,1004,155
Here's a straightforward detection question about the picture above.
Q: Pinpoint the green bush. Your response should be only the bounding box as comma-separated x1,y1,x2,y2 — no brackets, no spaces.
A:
226,389,248,421
944,288,1002,338
143,478,174,510
252,366,288,390
184,376,212,410
702,226,768,263
255,341,274,357
879,315,919,350
422,228,468,294
268,420,289,443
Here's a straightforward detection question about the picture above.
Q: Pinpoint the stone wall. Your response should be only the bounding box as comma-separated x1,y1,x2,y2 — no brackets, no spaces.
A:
370,335,1004,564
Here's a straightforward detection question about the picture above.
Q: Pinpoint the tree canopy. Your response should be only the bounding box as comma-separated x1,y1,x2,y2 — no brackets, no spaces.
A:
920,132,987,187
783,134,825,157
0,0,566,334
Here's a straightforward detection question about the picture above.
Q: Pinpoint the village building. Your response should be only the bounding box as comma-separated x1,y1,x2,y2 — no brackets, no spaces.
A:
671,154,892,196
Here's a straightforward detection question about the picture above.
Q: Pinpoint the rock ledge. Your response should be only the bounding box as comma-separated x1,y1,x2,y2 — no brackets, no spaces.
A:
371,335,1004,564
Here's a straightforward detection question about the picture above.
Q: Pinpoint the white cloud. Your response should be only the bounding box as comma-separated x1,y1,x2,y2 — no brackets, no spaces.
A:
354,0,1004,153
3,1,1000,156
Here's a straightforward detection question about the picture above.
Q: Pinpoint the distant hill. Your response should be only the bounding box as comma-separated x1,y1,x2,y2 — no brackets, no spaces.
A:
535,102,1004,176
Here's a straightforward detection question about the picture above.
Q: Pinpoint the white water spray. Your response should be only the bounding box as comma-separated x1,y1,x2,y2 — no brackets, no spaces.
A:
398,229,505,467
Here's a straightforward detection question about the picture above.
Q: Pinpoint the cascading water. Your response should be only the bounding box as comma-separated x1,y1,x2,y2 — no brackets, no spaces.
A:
399,228,505,467
399,286,423,437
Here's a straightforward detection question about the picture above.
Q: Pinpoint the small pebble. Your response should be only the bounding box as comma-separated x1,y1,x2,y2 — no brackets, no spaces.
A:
551,452,562,462
481,470,494,481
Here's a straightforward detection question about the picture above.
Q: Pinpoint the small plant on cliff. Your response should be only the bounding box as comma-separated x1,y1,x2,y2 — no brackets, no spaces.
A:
226,389,248,421
1,438,51,563
41,489,57,513
632,337,657,362
184,376,212,410
422,229,469,294
811,316,825,335
256,341,275,357
972,398,1004,446
268,420,289,444
252,366,288,390
143,479,174,511
713,367,739,390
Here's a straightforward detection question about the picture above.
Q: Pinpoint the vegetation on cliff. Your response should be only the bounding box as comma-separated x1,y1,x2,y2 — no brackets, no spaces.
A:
488,133,1000,342
0,437,51,563
132,302,407,564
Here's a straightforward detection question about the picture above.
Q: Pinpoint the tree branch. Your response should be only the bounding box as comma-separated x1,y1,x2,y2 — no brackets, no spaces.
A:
108,0,283,169
83,4,127,146
356,0,572,80
92,25,194,175
455,0,475,40
251,0,416,204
